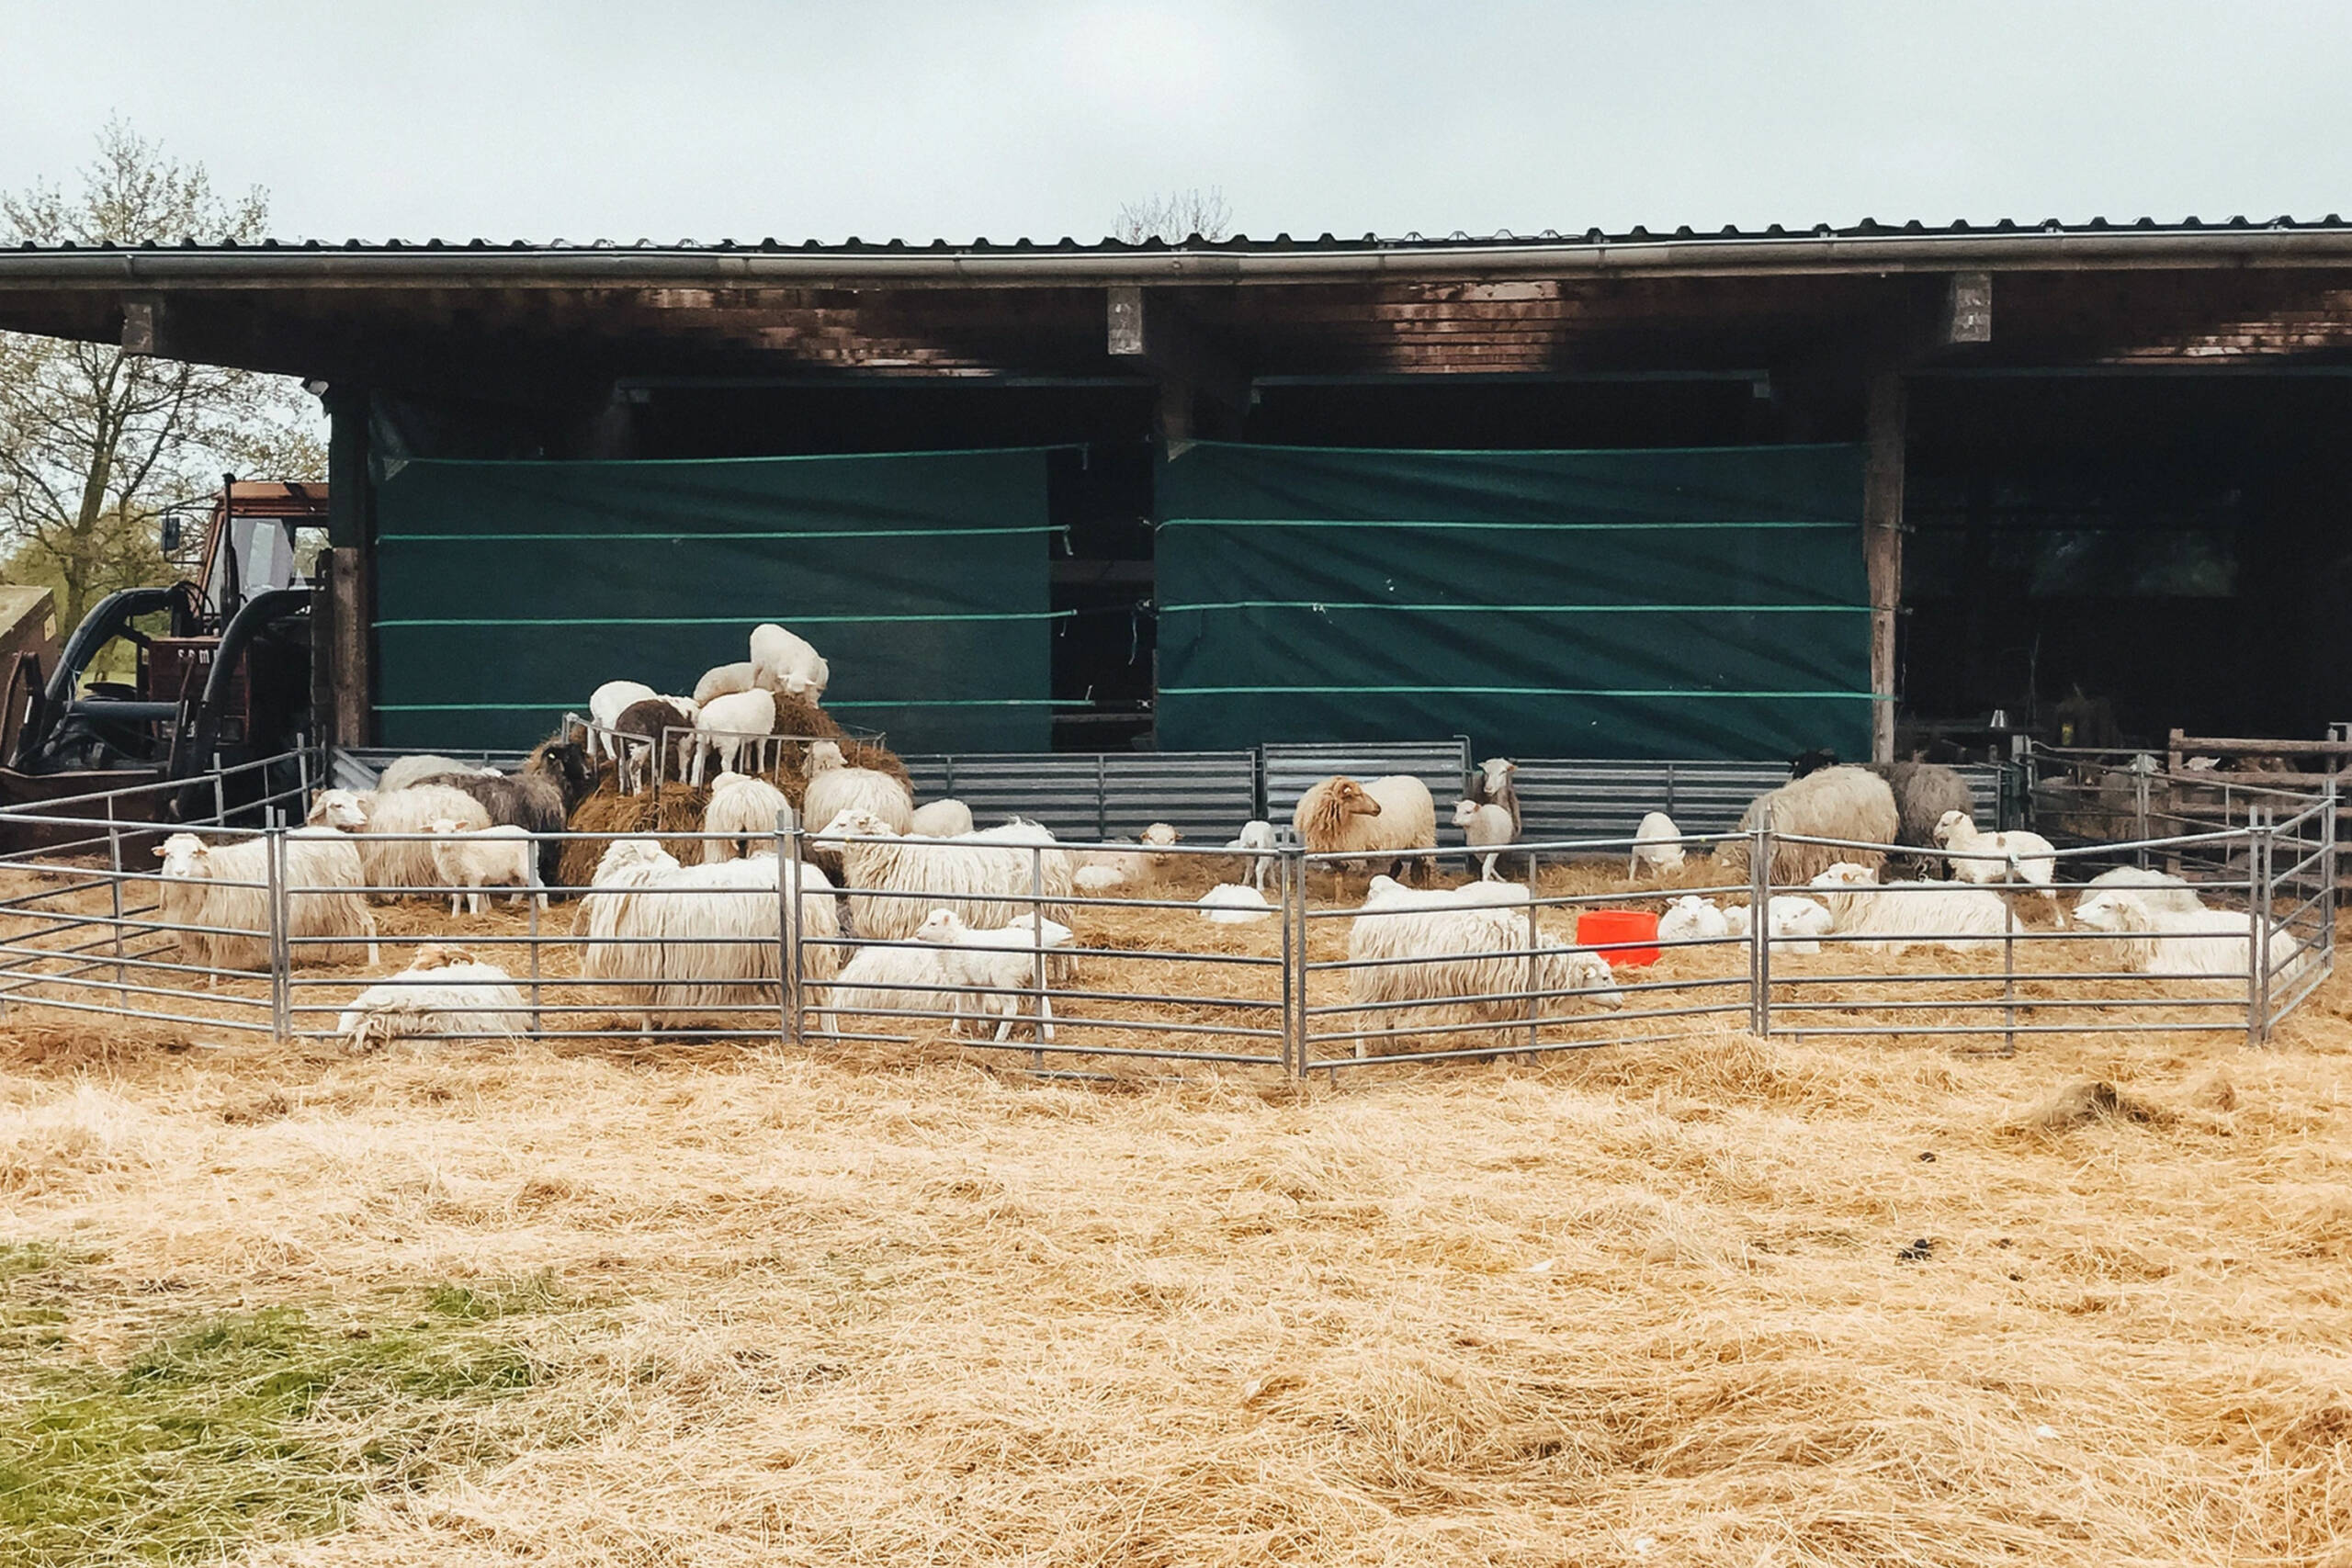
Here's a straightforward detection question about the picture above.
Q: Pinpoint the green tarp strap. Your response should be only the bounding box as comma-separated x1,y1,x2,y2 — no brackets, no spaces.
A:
372,449,1056,753
1154,441,1871,759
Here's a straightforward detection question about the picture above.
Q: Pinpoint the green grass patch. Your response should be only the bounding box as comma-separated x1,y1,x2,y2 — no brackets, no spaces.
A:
0,1270,579,1568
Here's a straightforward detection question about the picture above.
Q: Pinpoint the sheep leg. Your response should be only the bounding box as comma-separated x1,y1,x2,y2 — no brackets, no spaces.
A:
447,892,463,918
362,908,380,967
1479,851,1498,882
1036,991,1056,1044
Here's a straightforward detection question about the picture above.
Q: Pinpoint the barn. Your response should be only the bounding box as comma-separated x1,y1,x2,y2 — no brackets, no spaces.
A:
5,218,2350,761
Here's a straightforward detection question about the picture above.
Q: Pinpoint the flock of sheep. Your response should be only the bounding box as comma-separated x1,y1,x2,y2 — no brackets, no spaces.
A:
139,625,2305,1055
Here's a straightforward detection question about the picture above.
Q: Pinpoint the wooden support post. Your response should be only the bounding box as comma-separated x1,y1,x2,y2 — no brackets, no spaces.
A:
1864,372,1906,763
323,388,373,748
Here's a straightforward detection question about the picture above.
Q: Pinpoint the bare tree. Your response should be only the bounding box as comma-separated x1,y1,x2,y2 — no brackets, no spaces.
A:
1113,187,1233,245
0,120,325,626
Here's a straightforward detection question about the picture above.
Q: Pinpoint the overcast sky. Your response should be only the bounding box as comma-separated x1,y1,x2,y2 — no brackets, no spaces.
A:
3,1,2348,244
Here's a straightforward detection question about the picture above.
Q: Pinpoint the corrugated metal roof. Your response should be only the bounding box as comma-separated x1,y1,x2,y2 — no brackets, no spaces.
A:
6,214,2350,254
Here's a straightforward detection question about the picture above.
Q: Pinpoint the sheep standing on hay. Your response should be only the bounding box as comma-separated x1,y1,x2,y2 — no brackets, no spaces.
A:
1865,761,1976,876
153,830,379,980
750,623,830,701
610,695,700,791
701,771,794,863
1293,775,1438,886
310,785,492,902
1721,766,1900,887
1933,810,2058,899
424,820,544,916
413,735,595,891
1453,797,1516,882
336,944,526,1052
1630,811,1686,880
913,907,1074,1043
909,798,976,838
689,688,777,785
1805,862,2012,954
1345,874,1620,1055
574,838,842,1040
693,660,761,706
1467,758,1521,837
812,808,1075,943
2069,887,2314,987
585,680,656,763
1222,819,1279,894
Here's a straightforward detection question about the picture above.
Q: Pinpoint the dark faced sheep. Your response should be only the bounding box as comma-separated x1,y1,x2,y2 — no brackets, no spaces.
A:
611,696,698,790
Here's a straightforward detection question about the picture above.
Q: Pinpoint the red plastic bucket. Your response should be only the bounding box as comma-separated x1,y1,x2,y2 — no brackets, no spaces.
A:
1577,908,1661,966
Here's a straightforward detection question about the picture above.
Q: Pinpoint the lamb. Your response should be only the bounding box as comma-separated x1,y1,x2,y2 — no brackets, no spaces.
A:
2076,866,2205,920
1805,862,2014,954
1293,774,1438,885
1345,874,1620,1055
1075,823,1184,892
411,734,594,890
2069,887,2313,988
1933,811,2058,898
1467,757,1521,837
700,771,794,863
610,694,700,790
1453,797,1517,882
1630,811,1686,880
801,741,914,868
335,944,527,1053
811,808,1075,944
1720,895,1836,955
689,688,777,785
1196,884,1273,924
424,820,544,916
909,798,976,838
153,830,379,980
820,939,963,1034
1865,762,1976,875
749,622,830,701
692,660,761,706
1657,896,1730,946
1721,767,1901,886
913,908,1074,1042
311,784,492,899
376,753,499,794
1221,819,1279,894
574,838,842,1040
585,680,656,763
1074,863,1128,895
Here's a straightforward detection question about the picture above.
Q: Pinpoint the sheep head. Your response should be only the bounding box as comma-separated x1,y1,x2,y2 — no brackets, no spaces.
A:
307,789,370,830
1477,757,1517,790
2069,889,2151,933
1452,798,1481,828
154,833,209,877
914,908,970,944
1809,862,1881,890
813,807,895,843
409,943,477,971
1932,809,1973,847
592,838,675,882
1140,822,1181,849
806,740,848,775
424,818,464,836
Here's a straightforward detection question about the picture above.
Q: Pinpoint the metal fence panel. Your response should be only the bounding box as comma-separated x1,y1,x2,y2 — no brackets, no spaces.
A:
896,751,1257,842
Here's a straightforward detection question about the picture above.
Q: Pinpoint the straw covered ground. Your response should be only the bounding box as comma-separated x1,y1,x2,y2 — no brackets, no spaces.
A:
4,851,2352,1563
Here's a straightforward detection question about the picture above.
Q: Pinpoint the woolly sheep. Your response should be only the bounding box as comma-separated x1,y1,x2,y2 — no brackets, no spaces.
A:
693,660,761,706
689,688,777,785
1453,797,1516,881
2070,887,2313,988
2075,866,2205,920
424,819,544,916
1345,874,1620,1055
700,771,794,863
412,735,594,890
1074,863,1128,894
1933,811,2058,898
913,907,1074,1043
1722,767,1901,886
909,798,976,838
575,838,842,1041
586,680,656,763
749,622,830,701
810,807,1075,944
376,753,498,794
153,830,378,981
1196,884,1273,924
1720,895,1835,955
311,784,492,899
1222,819,1279,894
801,740,914,853
1294,775,1438,885
1865,762,1976,875
1805,862,2013,954
336,944,526,1052
1657,895,1730,947
1630,812,1687,880
1467,757,1521,838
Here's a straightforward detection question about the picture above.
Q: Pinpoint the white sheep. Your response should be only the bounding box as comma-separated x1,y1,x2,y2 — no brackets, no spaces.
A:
913,907,1074,1043
1630,812,1686,880
311,784,494,900
908,798,976,838
801,741,914,841
1196,884,1273,924
424,819,543,916
1657,895,1730,947
1074,863,1128,894
585,680,656,763
336,944,526,1052
2069,887,2313,987
700,771,794,863
1346,874,1620,1055
1805,863,2015,954
575,838,842,1041
749,623,830,701
810,808,1074,944
1294,775,1439,883
375,753,502,794
2076,866,2205,920
1453,797,1517,881
1074,823,1183,893
152,830,379,982
1221,818,1279,894
692,660,761,706
689,688,777,784
1720,895,1836,955
1933,810,2059,898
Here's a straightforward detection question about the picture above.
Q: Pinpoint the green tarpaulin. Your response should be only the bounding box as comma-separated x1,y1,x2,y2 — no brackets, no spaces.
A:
1155,441,1871,759
373,449,1057,752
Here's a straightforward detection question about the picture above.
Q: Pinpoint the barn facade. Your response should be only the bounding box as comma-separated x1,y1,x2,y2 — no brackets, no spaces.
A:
5,220,2351,761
